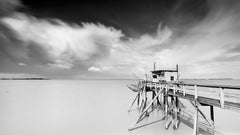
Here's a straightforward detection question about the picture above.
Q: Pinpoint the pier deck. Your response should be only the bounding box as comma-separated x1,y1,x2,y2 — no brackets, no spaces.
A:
146,82,240,111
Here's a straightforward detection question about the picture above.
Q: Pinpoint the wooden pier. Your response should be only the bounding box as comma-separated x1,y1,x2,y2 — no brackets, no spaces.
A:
128,65,240,135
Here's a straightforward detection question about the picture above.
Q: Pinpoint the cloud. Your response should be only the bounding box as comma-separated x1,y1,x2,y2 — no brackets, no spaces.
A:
0,13,124,69
149,0,240,78
0,12,172,77
88,66,102,72
18,62,26,66
0,0,22,16
1,0,240,79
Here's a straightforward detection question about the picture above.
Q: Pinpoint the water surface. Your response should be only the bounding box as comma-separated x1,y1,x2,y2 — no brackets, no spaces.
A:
0,80,240,135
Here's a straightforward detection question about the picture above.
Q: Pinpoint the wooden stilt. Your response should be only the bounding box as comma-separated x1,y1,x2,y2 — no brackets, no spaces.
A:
152,90,156,108
210,105,215,135
220,88,224,108
174,97,180,129
193,101,199,135
129,86,165,131
165,86,170,129
183,85,186,96
142,85,147,112
210,106,214,122
137,91,140,107
156,91,161,107
194,85,198,100
128,93,139,112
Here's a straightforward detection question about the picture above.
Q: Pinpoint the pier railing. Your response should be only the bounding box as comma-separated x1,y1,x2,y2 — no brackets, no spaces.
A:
145,81,240,110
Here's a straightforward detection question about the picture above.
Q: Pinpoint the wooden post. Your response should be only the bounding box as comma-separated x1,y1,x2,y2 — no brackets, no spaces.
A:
183,85,186,96
137,91,140,107
152,90,156,109
155,83,161,107
194,85,198,100
165,85,171,129
165,85,168,115
220,88,224,108
176,64,179,76
142,84,147,112
173,85,176,95
210,105,215,135
174,97,180,129
210,106,214,122
193,101,199,135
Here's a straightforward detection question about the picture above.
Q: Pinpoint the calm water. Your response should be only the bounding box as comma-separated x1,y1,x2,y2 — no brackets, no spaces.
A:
0,80,240,135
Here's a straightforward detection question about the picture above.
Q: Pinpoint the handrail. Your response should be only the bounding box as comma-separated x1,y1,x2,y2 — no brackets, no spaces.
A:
144,81,240,90
173,82,240,90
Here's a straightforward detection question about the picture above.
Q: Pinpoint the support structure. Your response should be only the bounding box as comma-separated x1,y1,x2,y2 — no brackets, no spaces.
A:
128,65,240,135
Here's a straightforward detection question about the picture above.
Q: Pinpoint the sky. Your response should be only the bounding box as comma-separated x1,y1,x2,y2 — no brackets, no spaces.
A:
1,0,240,79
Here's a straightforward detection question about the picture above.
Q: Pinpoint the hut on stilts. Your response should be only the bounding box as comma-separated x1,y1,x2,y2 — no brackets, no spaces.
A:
128,63,240,135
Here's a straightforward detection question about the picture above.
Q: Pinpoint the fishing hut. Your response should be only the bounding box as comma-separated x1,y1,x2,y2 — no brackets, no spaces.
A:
128,64,240,135
152,63,178,82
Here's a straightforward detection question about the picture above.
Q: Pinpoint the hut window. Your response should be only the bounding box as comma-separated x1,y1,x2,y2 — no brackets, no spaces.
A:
170,76,174,81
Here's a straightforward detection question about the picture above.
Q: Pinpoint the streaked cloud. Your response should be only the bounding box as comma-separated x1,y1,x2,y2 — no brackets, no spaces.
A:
0,13,124,69
0,12,172,77
1,0,240,79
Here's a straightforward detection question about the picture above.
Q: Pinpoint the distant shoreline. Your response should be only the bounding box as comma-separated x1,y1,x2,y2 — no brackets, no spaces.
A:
0,78,50,80
182,78,233,80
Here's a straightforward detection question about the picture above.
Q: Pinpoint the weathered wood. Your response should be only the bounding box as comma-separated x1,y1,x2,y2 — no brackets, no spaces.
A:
174,96,180,129
220,88,224,108
210,106,215,135
173,82,240,90
167,89,240,112
183,85,186,96
194,85,198,100
193,101,199,135
129,80,240,133
128,93,139,112
129,87,165,131
179,111,215,135
210,106,214,122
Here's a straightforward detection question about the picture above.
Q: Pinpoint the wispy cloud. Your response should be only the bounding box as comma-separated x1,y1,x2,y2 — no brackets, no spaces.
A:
0,13,124,69
1,0,240,79
0,12,172,77
152,1,240,78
